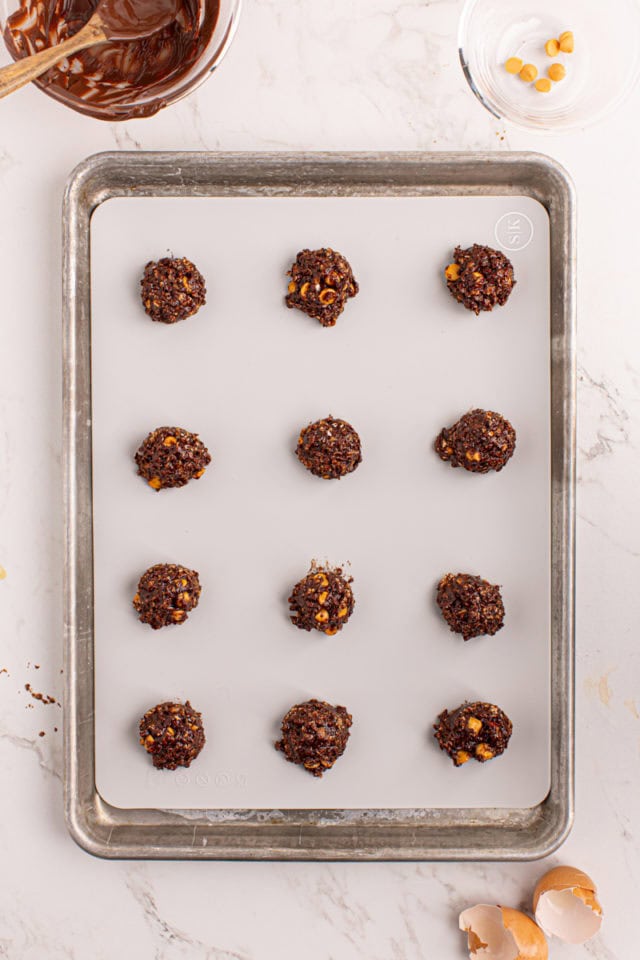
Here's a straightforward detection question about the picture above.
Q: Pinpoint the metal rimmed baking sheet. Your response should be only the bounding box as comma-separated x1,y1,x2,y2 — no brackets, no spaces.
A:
63,151,575,859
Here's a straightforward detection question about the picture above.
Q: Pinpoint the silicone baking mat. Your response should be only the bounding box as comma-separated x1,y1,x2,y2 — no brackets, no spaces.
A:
90,195,550,811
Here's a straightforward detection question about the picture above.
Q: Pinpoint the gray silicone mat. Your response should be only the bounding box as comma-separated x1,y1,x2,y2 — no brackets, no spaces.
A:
90,194,550,811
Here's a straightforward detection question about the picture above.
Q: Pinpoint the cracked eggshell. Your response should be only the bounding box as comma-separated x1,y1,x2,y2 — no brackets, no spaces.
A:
533,866,603,945
459,905,548,960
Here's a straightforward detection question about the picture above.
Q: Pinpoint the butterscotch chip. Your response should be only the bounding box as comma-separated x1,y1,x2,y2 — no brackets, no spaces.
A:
434,701,512,766
504,56,523,74
519,63,538,82
296,416,362,479
435,408,516,474
139,701,205,770
285,248,358,327
437,573,505,640
140,257,206,324
548,63,566,82
444,244,515,314
133,563,201,629
275,699,352,776
135,426,211,490
558,31,574,53
288,564,355,635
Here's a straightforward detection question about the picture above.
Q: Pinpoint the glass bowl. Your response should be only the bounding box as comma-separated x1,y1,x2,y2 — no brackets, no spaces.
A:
0,0,241,120
459,0,640,131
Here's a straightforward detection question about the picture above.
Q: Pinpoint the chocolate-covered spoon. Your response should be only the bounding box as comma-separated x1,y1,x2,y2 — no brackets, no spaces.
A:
0,0,180,100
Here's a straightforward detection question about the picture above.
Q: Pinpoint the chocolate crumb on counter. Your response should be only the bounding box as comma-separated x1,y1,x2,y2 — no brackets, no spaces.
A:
444,244,515,314
133,563,202,629
139,700,205,770
289,564,355,636
434,701,513,766
296,416,362,479
286,248,358,327
435,408,516,473
275,699,352,777
135,425,211,490
140,257,206,324
437,573,505,641
24,683,57,705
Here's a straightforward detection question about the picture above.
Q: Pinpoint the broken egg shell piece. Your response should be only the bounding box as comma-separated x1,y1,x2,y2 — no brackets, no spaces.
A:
459,905,548,960
533,866,603,945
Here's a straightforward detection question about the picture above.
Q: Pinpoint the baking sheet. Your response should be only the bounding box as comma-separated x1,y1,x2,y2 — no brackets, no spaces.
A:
90,194,550,812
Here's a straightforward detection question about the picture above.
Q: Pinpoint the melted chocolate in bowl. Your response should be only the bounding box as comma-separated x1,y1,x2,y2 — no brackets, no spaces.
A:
3,0,220,118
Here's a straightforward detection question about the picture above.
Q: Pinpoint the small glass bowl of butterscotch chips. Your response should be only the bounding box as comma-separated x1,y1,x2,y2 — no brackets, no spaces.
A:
458,0,640,131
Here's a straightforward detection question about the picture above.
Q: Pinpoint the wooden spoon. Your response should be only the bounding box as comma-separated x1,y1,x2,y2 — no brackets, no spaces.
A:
0,0,180,100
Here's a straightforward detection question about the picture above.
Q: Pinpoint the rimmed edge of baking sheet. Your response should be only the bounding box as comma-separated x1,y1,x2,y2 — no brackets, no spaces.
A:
63,151,575,861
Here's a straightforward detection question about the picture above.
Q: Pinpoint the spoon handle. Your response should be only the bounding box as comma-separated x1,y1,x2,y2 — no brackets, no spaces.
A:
0,18,108,100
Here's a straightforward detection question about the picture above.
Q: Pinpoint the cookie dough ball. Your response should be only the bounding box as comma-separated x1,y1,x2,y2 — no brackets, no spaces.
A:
140,257,206,323
286,248,358,327
434,701,513,766
437,573,505,641
289,565,355,636
444,244,515,314
135,426,211,490
275,699,352,777
133,563,201,629
435,408,516,473
296,416,362,479
139,700,205,770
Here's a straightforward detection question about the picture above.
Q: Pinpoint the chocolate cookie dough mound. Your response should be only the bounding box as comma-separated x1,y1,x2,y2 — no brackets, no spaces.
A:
133,563,201,629
435,408,516,473
289,565,354,636
275,699,352,777
135,426,211,490
296,416,362,479
436,573,505,641
434,701,512,766
139,700,205,770
444,244,515,314
286,248,358,327
140,257,206,323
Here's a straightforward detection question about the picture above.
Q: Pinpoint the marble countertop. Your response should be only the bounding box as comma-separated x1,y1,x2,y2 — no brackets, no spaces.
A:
1,1,638,956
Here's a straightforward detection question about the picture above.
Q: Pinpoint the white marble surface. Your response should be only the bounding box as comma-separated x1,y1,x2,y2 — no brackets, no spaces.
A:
0,0,639,956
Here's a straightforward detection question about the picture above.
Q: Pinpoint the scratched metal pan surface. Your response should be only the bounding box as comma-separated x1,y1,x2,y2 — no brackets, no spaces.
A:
62,152,575,860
